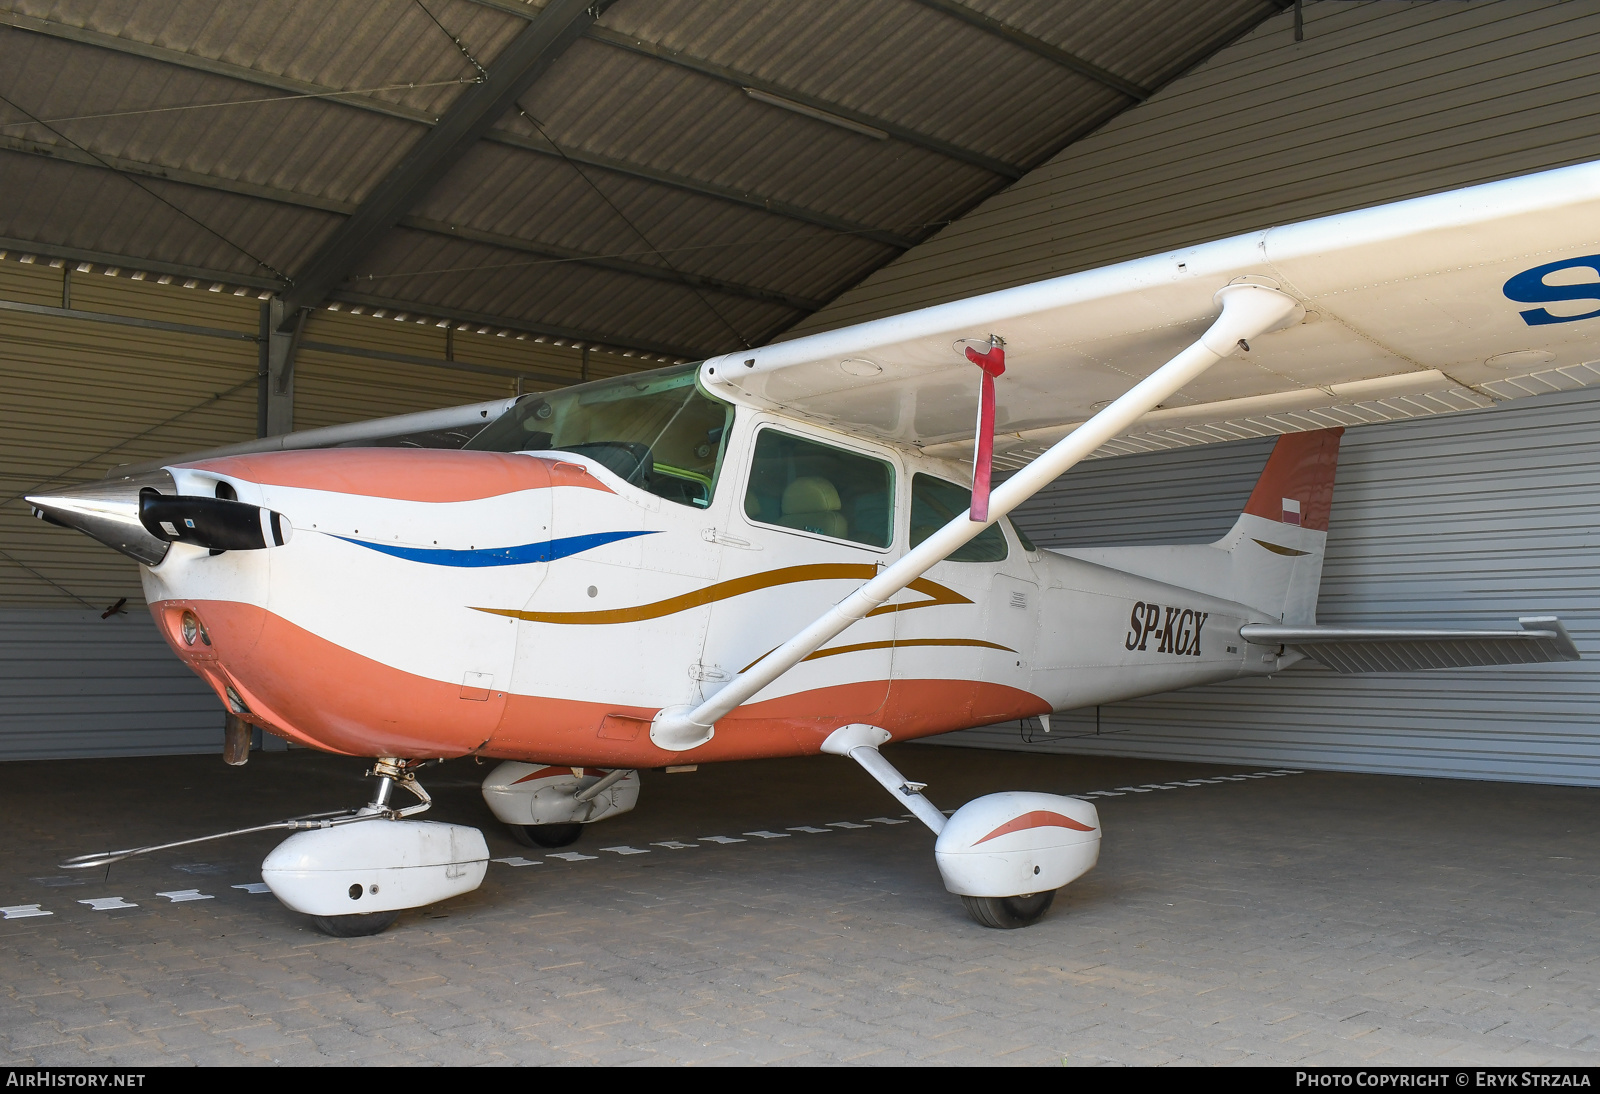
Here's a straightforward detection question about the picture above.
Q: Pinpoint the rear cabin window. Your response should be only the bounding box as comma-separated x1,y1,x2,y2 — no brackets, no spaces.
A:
909,473,1009,562
744,429,894,548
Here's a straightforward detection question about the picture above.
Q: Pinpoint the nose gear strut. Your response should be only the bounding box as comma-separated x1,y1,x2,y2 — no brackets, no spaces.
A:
58,756,432,870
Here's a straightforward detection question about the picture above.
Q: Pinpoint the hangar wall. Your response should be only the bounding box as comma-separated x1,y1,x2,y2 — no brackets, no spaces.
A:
934,385,1600,787
817,0,1600,784
0,257,632,759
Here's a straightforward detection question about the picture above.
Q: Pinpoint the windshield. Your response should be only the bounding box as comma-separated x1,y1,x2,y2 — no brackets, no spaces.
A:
465,363,732,508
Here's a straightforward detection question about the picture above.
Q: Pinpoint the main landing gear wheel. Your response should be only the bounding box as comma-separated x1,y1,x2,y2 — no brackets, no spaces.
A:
508,822,584,848
310,910,402,937
960,890,1058,929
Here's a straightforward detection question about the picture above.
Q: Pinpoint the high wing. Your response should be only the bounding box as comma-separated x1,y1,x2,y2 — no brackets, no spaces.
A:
700,159,1600,467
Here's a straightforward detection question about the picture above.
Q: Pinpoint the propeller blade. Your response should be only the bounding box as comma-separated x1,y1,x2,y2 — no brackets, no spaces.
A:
138,490,292,552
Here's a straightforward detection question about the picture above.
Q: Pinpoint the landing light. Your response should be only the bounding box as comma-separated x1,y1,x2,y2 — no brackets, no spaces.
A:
180,611,210,647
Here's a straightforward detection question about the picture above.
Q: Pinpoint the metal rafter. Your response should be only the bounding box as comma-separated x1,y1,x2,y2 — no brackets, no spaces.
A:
0,234,282,292
582,26,1025,180
0,234,712,359
328,289,705,359
277,0,608,323
0,136,821,312
0,14,916,251
907,0,1152,101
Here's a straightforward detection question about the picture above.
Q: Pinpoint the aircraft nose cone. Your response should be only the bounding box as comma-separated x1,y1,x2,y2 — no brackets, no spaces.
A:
26,469,176,566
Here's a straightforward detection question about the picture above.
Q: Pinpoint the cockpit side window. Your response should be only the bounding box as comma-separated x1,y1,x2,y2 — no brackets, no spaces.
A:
743,428,895,548
909,473,1008,562
465,363,732,508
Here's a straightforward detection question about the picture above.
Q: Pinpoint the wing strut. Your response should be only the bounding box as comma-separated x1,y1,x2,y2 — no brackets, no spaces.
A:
650,283,1302,751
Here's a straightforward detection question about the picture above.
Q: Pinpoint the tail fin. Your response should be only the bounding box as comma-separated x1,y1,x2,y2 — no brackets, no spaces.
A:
1214,427,1343,623
1056,427,1343,623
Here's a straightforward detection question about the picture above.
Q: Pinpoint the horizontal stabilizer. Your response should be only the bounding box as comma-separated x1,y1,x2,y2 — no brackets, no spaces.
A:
1239,617,1579,673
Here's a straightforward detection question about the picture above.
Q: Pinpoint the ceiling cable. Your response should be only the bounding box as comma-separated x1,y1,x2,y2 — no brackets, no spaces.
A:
515,106,756,350
351,218,954,282
0,79,478,132
0,92,289,282
413,0,489,82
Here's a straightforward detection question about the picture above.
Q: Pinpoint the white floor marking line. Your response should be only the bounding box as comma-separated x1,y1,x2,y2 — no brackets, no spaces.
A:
1,905,51,919
3,773,1319,915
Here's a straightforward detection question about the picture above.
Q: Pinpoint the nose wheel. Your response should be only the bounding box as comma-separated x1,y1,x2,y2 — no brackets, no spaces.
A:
508,822,584,848
960,891,1056,929
310,910,402,937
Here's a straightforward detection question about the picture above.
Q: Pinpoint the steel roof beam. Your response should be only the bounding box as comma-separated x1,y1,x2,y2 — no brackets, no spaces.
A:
328,290,706,360
1,14,916,251
0,234,282,292
277,0,607,324
0,137,818,312
907,0,1152,101
398,216,823,312
0,234,711,359
583,26,1025,180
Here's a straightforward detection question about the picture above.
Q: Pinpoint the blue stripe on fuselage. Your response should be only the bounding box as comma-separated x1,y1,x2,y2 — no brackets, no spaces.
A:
333,529,657,567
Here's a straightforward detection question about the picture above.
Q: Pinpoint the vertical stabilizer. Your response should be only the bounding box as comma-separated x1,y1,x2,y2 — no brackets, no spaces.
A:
1215,428,1343,623
1052,428,1344,623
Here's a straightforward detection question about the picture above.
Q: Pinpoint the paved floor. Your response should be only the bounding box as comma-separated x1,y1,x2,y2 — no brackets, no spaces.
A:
0,744,1595,1066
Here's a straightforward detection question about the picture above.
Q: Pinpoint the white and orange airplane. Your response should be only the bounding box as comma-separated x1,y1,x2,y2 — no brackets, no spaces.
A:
28,160,1598,936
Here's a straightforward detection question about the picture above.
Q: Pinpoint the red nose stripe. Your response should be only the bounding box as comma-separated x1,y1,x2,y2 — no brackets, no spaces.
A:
973,809,1095,845
184,450,611,503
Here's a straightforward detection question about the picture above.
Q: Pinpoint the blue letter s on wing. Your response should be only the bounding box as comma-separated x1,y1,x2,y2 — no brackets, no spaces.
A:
1504,255,1600,326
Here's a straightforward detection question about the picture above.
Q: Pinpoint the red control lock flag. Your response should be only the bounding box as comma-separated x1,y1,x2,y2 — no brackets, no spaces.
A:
963,339,1006,522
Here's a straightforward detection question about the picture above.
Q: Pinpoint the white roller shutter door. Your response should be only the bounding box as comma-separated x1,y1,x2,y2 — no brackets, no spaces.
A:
937,386,1600,787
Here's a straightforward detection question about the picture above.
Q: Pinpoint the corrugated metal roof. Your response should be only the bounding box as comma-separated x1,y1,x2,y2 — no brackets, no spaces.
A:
0,0,1284,358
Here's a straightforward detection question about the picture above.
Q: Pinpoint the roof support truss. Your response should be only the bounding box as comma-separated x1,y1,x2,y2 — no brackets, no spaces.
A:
277,0,607,323
907,0,1152,101
0,136,821,312
0,235,709,359
583,26,1025,180
0,14,915,252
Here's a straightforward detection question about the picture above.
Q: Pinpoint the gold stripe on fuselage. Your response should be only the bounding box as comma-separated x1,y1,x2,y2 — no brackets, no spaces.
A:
471,563,974,625
740,636,1016,674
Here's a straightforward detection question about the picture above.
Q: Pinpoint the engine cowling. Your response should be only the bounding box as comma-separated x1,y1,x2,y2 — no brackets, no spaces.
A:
480,762,640,826
934,791,1100,898
262,819,488,916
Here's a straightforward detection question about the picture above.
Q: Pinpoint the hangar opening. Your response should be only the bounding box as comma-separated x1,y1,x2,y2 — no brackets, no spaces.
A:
1,0,1598,1067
